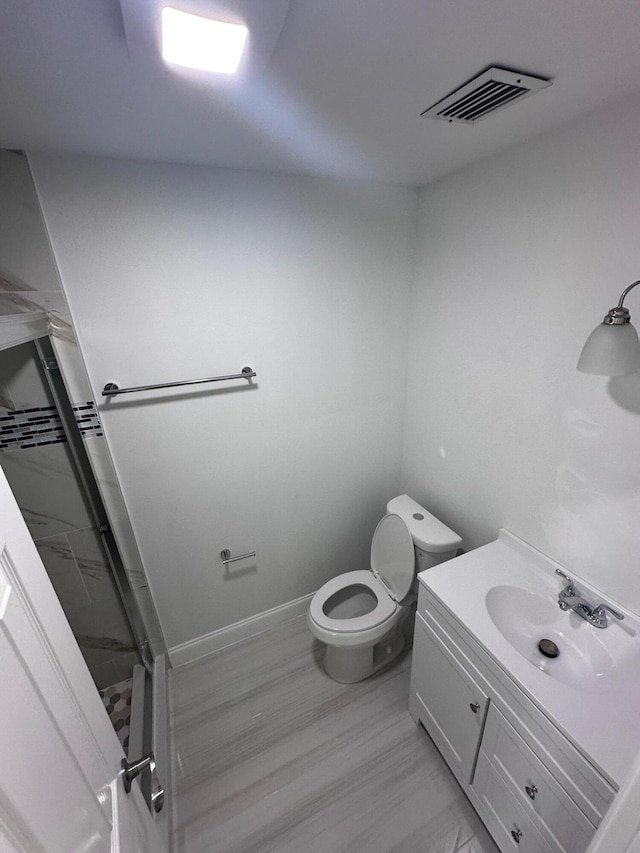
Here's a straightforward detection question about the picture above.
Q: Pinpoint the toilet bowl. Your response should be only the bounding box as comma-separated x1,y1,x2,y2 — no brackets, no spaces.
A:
308,494,462,683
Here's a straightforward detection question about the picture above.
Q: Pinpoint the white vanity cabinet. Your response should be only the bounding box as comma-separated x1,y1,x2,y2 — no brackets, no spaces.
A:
409,585,616,853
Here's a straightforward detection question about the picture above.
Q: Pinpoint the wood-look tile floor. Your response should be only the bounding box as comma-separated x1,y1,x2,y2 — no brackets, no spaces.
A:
170,615,499,853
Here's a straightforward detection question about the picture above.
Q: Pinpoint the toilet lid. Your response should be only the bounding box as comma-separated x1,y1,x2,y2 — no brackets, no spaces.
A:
370,513,415,601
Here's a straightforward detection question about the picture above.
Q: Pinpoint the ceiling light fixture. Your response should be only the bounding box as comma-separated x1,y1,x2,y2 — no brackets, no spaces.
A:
161,7,248,74
577,280,640,375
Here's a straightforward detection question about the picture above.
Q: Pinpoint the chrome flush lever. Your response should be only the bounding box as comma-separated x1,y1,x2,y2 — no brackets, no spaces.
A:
122,752,165,813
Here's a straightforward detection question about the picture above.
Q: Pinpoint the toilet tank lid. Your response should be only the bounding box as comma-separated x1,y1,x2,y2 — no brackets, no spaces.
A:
386,494,462,553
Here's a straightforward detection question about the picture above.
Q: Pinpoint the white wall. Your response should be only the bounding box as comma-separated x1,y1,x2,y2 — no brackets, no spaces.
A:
30,154,417,650
403,93,640,614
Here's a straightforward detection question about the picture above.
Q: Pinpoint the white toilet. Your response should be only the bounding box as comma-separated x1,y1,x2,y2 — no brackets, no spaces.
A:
308,494,462,683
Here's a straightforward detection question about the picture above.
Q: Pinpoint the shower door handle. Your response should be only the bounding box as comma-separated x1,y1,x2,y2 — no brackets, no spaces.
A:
121,752,165,813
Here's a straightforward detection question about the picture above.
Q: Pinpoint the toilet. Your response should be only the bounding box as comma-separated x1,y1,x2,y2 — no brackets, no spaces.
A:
308,494,462,683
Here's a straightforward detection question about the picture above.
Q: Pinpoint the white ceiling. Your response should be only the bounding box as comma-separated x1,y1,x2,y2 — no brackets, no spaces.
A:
2,0,640,186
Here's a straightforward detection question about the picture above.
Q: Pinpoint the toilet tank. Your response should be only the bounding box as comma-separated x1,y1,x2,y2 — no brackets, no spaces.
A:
386,494,462,571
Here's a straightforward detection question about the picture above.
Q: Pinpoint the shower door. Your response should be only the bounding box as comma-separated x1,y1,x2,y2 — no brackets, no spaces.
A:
0,336,143,698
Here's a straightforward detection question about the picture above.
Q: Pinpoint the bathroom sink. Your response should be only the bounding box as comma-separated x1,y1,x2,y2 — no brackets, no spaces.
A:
419,531,640,783
485,584,635,693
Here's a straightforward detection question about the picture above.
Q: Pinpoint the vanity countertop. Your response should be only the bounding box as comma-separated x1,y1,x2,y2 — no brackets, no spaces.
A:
418,529,640,787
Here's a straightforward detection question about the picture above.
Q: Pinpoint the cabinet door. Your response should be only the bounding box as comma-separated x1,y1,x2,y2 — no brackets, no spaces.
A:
410,612,489,785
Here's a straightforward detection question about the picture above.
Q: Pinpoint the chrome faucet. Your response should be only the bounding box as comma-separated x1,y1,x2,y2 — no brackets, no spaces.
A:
555,569,624,629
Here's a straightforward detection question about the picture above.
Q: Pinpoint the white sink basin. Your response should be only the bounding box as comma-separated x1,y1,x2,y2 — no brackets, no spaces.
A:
485,584,632,693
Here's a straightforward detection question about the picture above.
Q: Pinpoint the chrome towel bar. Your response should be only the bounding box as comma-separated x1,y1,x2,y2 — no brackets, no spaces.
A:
102,366,256,397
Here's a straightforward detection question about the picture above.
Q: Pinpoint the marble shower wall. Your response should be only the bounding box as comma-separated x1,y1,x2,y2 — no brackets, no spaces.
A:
0,148,167,666
0,341,139,688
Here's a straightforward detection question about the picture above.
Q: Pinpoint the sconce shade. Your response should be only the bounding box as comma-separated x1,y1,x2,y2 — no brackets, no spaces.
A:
577,321,640,375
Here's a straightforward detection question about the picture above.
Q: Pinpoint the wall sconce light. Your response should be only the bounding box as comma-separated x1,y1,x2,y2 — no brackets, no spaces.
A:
577,280,640,375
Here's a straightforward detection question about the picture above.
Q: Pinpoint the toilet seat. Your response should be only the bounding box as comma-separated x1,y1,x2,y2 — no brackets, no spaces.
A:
308,570,397,633
309,514,415,636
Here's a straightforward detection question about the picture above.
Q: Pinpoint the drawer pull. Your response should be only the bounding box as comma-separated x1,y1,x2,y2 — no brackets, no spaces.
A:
469,701,481,714
511,827,523,844
525,783,538,800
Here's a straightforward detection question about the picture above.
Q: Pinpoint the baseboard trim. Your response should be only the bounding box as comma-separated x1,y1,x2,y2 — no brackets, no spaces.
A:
169,592,315,668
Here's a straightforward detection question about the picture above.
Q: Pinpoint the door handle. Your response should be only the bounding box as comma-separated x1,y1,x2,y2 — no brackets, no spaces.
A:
121,752,165,813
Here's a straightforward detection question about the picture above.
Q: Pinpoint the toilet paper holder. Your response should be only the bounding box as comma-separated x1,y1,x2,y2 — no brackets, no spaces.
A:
220,549,256,565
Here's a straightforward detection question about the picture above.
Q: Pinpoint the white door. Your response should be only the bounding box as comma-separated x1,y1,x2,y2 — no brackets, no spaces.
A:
0,466,166,853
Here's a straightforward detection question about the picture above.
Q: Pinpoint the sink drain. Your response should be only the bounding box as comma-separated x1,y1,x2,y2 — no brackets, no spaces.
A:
538,638,559,658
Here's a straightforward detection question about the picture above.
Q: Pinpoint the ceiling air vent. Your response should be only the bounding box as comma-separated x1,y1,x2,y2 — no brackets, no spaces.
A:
422,67,552,125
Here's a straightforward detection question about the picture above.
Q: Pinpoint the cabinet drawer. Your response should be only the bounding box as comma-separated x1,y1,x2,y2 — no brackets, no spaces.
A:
474,751,554,853
410,613,488,786
481,705,595,853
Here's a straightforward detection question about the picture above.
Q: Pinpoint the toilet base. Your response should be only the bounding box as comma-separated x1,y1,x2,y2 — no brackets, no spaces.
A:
322,628,406,683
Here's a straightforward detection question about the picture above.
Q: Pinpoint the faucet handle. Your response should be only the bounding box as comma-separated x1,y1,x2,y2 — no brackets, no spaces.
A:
593,603,624,622
555,568,575,594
